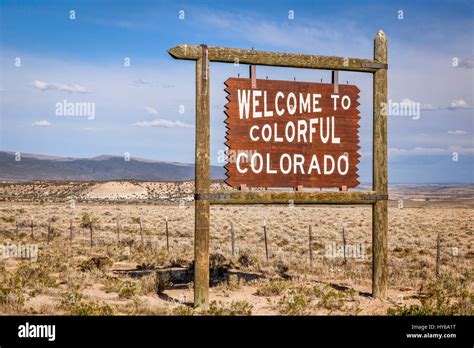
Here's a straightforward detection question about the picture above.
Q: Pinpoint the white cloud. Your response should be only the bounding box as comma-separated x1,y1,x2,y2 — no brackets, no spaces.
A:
32,120,52,127
134,78,152,85
389,146,474,156
447,130,467,135
31,80,89,93
144,106,159,116
134,118,192,128
420,103,437,111
457,58,474,69
416,99,471,112
447,99,471,111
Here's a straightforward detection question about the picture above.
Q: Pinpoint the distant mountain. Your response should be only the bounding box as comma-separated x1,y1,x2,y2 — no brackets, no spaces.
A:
0,151,226,181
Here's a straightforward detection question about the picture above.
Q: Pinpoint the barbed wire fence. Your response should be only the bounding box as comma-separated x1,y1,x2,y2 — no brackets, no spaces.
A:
3,210,470,282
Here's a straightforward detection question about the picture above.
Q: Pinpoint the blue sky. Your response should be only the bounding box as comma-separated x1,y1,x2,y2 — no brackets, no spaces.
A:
0,0,473,183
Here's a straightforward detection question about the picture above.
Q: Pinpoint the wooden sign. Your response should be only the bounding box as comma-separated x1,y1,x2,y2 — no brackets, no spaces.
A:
224,78,361,188
169,33,388,306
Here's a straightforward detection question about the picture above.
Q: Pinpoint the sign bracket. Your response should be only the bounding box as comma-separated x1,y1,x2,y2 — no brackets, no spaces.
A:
332,70,339,93
249,65,257,89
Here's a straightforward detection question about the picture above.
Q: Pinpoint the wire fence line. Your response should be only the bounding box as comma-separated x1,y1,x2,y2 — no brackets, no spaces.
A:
4,215,468,273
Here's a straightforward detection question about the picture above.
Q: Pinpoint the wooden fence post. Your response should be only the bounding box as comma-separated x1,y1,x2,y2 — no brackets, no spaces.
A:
15,219,19,239
372,30,388,299
69,218,73,241
194,44,210,309
139,217,144,244
230,221,235,257
342,228,347,265
47,217,52,243
30,216,34,239
89,216,93,248
263,219,269,261
165,216,170,252
436,233,441,279
116,216,120,246
308,225,313,265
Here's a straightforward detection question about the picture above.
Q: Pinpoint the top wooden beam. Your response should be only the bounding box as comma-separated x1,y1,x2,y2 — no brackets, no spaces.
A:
168,44,387,73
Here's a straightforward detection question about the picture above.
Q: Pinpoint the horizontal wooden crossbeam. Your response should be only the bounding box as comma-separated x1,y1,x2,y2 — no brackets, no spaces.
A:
168,44,387,73
195,191,388,205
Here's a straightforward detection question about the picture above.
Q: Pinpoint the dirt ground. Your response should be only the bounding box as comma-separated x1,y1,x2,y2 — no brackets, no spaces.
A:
0,190,472,315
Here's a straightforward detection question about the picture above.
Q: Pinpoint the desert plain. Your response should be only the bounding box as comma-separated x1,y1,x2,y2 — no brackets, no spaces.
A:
0,181,472,315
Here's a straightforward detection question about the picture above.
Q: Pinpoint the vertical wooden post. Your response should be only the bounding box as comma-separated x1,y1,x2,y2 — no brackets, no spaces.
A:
230,221,235,257
308,225,313,265
47,217,52,243
30,216,34,239
69,218,73,241
194,44,210,309
139,217,144,244
89,216,93,248
116,216,120,246
436,233,441,279
263,219,269,261
165,216,170,252
342,228,347,265
372,30,388,299
15,219,19,239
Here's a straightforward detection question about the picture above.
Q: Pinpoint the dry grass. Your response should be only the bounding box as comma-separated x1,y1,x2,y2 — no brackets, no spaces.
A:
0,184,472,315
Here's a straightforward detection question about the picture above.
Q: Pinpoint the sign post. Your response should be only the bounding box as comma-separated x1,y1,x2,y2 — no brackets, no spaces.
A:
168,31,388,308
194,45,210,308
372,31,388,299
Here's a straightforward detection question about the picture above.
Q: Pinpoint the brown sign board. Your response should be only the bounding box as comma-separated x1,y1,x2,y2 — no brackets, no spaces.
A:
224,78,361,189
